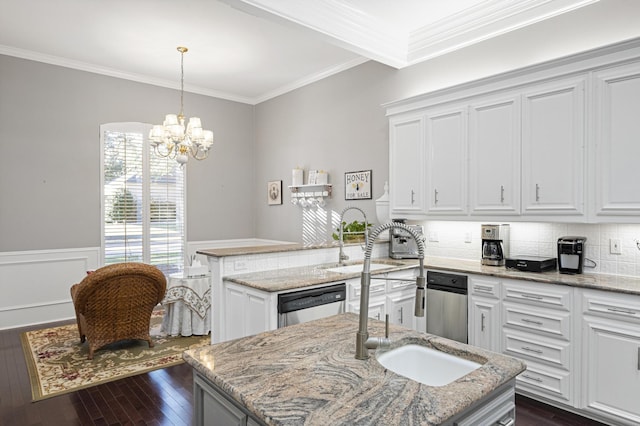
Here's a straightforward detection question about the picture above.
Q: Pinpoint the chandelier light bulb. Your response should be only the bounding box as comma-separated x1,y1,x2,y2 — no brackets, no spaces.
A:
148,46,214,165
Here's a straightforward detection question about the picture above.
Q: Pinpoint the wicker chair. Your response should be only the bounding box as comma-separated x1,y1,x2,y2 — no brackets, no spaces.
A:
70,262,167,359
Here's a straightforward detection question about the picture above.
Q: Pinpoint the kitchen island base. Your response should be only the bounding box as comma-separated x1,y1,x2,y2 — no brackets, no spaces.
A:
193,369,516,426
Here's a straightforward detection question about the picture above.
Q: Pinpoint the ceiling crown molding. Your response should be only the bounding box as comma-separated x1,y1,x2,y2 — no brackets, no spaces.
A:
0,44,256,104
225,0,599,69
221,0,407,68
408,0,600,64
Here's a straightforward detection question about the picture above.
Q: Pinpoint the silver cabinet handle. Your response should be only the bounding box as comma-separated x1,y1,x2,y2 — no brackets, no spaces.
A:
500,185,505,203
475,285,493,293
521,318,544,326
522,346,544,354
410,190,415,205
376,312,381,320
522,374,543,383
637,347,640,371
607,307,637,315
521,293,544,300
481,313,486,332
399,306,404,324
434,189,439,204
498,418,515,426
535,183,540,202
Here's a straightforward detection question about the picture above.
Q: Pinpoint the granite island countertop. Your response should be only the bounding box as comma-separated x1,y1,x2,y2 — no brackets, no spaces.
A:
183,313,526,425
222,255,640,296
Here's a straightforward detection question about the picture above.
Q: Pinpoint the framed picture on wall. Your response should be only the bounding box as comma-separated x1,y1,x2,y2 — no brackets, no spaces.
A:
267,180,282,205
345,170,372,200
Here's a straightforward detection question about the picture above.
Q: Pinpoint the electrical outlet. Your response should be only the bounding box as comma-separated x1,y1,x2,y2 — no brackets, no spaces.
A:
610,239,622,255
429,232,439,242
464,232,472,243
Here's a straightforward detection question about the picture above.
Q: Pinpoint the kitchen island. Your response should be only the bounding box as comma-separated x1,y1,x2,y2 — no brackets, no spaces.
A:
183,313,526,425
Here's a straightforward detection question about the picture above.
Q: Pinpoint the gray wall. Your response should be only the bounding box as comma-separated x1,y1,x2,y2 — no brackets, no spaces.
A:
2,0,640,251
0,55,255,252
253,0,640,243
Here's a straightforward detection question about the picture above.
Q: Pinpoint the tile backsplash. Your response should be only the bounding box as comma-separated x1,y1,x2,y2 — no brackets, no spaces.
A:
419,221,640,278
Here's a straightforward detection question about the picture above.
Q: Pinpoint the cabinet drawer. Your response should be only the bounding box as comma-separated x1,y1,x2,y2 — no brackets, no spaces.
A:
470,278,500,299
503,303,571,340
504,330,570,370
386,274,417,293
503,281,572,311
582,290,640,324
516,363,572,403
350,281,386,299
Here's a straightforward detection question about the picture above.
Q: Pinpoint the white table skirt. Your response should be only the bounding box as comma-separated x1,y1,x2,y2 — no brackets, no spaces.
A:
161,274,211,337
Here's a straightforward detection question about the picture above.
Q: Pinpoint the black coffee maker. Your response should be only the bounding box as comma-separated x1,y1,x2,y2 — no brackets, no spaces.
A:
557,237,587,274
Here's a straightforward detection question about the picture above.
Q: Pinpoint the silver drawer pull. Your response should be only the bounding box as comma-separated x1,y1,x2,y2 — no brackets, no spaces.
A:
521,318,544,326
637,347,640,371
521,293,544,300
498,419,515,426
522,346,544,354
522,374,543,383
475,285,493,293
607,307,637,315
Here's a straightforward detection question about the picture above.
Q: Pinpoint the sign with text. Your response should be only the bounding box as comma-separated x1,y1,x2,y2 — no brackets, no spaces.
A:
345,170,372,200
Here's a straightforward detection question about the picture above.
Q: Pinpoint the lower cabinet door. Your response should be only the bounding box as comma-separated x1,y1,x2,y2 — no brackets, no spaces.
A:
386,291,416,329
583,317,640,424
469,296,501,352
194,373,247,426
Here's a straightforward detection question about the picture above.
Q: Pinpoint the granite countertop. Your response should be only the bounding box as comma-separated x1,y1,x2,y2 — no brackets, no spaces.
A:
183,313,526,426
223,255,640,296
224,259,417,292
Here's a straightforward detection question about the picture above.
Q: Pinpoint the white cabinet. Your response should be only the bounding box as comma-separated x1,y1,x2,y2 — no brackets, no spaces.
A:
389,113,426,217
468,95,521,215
521,77,586,217
425,105,468,215
386,269,420,331
501,279,575,405
348,278,386,321
468,276,502,353
593,61,640,220
581,290,640,425
223,282,273,341
347,269,422,332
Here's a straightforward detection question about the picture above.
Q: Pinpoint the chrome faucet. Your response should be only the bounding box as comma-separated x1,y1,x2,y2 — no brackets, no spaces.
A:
337,206,369,266
355,222,426,360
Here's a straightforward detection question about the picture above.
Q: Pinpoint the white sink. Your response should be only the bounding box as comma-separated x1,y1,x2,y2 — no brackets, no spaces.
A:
324,263,394,274
377,344,481,386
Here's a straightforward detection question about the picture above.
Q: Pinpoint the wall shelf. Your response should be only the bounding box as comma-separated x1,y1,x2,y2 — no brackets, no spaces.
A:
288,184,332,207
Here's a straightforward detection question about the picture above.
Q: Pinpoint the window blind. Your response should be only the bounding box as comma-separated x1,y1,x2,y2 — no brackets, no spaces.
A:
100,123,185,276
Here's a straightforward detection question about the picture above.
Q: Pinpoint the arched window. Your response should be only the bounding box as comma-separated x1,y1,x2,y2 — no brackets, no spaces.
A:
100,122,185,275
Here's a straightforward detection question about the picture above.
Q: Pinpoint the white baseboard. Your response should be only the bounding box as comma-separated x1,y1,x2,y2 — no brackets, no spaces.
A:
0,247,100,330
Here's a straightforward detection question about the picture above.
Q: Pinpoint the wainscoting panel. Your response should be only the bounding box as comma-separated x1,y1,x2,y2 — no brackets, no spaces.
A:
0,247,100,329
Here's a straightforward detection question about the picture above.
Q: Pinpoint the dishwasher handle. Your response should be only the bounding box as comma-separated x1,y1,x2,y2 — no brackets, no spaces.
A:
278,283,346,313
427,283,467,295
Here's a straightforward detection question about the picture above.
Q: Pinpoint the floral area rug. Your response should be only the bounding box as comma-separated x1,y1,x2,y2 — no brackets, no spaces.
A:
21,309,210,401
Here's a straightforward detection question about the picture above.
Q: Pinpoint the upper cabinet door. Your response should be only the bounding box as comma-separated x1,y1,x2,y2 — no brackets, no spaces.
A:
521,77,586,217
469,95,521,215
425,105,468,215
389,113,426,217
593,62,640,219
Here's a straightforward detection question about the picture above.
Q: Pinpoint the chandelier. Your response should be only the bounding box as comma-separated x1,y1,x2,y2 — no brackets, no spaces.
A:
149,46,214,165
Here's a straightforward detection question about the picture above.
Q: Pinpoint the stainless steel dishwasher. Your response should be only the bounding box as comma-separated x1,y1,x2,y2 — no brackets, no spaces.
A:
277,283,346,328
426,271,468,343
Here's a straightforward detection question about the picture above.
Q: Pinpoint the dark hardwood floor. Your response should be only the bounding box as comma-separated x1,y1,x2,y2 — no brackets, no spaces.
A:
2,321,607,426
